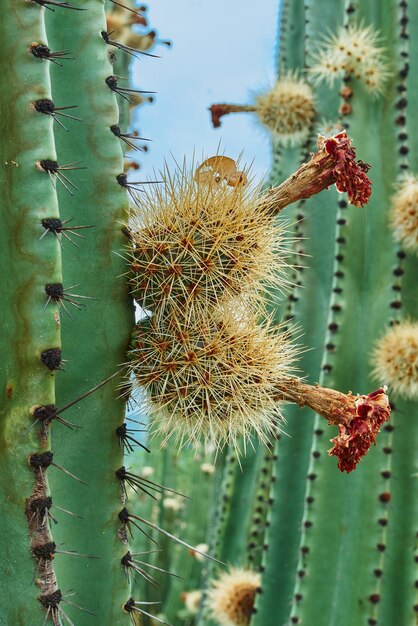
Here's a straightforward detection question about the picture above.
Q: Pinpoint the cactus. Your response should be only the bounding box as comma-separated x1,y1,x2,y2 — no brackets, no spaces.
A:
2,1,417,626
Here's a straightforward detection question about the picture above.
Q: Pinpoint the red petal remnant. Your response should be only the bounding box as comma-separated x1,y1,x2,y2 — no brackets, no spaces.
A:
322,131,372,207
328,387,390,473
209,104,227,128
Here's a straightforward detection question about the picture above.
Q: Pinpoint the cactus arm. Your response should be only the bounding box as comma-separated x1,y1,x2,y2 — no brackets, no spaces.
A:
269,0,306,187
0,3,63,623
246,447,276,572
162,452,216,622
408,2,418,168
378,2,418,623
277,0,306,73
253,2,346,624
380,247,418,625
104,0,132,134
284,2,405,625
44,1,134,622
196,450,233,626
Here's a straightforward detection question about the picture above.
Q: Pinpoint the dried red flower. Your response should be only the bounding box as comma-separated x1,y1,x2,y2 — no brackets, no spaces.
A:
323,131,372,207
274,380,390,472
209,104,227,128
328,388,390,472
266,130,372,214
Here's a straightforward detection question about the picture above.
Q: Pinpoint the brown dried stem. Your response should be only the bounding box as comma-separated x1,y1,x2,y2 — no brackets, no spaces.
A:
274,377,356,426
209,104,257,128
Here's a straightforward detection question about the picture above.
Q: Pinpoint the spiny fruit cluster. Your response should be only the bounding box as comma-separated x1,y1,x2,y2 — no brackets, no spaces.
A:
128,158,289,317
128,310,296,448
125,134,378,453
126,155,295,449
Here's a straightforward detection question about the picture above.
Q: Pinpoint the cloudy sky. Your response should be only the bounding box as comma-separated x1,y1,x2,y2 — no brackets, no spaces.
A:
132,0,280,181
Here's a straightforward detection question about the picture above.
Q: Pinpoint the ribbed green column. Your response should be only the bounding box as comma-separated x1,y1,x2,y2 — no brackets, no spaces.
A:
45,1,134,623
253,1,345,623
377,1,418,623
279,1,406,625
0,2,61,623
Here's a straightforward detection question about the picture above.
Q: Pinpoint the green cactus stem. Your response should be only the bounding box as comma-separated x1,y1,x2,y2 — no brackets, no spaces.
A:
44,0,135,622
0,3,63,622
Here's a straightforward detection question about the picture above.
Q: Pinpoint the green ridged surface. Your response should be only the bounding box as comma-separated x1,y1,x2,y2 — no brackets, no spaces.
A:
253,1,345,623
291,3,406,624
45,1,134,623
277,0,306,72
408,0,418,170
0,4,61,624
3,0,417,624
380,251,418,626
196,451,229,626
159,448,216,624
255,0,418,624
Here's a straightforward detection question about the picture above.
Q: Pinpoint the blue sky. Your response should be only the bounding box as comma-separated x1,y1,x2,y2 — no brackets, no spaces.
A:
132,0,280,181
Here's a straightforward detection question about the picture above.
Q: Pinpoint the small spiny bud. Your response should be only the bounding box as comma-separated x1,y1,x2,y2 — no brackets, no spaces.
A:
390,174,418,252
373,322,418,399
310,24,390,95
206,568,261,626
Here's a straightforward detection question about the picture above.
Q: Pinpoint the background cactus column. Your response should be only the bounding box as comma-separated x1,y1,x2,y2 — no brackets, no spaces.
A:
251,2,345,622
0,2,62,622
252,1,418,626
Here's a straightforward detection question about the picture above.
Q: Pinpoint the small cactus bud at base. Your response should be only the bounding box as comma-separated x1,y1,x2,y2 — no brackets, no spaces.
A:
206,568,260,626
390,174,418,253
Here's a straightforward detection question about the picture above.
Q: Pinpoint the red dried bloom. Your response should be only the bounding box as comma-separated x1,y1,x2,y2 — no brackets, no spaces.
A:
323,131,372,207
267,130,372,215
328,388,390,472
209,104,227,128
